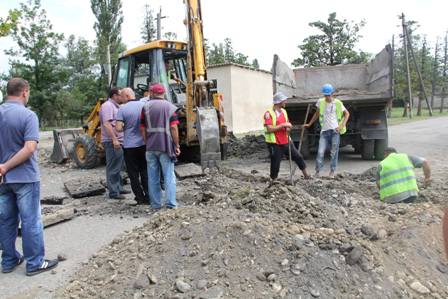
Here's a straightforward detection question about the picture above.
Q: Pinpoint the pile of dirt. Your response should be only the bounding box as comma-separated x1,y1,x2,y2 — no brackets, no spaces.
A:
227,134,268,160
58,168,448,298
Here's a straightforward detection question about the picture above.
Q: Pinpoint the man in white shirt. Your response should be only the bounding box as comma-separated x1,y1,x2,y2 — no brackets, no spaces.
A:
305,84,350,177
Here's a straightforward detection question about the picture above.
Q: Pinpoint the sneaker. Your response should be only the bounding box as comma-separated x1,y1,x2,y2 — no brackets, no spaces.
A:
109,194,126,200
2,256,24,273
26,259,58,276
120,189,132,195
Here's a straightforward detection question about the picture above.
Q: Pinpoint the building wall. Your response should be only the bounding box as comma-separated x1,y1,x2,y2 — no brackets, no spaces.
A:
208,64,273,134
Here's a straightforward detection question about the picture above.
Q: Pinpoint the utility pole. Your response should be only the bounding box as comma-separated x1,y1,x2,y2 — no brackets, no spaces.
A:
389,34,395,118
405,23,433,116
401,13,413,118
156,7,166,40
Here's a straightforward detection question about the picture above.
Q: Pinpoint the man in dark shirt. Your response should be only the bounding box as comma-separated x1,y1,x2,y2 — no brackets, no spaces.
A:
140,83,180,209
0,78,58,276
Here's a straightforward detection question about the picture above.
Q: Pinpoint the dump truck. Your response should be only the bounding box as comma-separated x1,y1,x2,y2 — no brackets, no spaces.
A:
272,45,393,160
51,0,227,169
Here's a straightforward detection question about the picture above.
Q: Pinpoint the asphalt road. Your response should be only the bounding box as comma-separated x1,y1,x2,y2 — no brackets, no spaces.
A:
0,117,447,298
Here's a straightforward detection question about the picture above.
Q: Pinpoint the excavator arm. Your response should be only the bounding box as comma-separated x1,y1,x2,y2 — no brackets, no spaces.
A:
185,0,227,169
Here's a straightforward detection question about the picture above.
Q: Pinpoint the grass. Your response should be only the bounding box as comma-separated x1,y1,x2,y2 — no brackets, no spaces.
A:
387,107,448,126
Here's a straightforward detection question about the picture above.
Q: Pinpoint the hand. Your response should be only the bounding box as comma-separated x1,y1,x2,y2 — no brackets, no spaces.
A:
0,164,7,176
113,139,121,149
175,146,181,156
335,124,343,133
303,123,311,128
424,177,431,188
282,122,292,129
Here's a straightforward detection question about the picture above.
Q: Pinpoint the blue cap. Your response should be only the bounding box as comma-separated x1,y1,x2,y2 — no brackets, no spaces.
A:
273,92,288,104
321,84,334,95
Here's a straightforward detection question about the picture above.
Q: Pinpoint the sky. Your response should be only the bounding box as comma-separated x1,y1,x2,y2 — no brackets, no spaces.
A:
0,0,447,74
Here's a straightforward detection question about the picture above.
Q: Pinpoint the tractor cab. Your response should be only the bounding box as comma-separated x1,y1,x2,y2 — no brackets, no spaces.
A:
112,40,188,106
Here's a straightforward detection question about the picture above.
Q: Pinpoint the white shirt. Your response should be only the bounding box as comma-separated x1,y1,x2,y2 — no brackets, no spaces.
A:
315,98,346,132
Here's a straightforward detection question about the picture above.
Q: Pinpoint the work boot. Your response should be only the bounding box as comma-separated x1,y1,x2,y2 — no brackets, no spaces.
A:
328,171,335,178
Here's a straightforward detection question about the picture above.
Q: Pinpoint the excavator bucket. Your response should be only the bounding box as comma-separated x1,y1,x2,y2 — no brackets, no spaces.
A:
195,107,221,169
50,128,83,163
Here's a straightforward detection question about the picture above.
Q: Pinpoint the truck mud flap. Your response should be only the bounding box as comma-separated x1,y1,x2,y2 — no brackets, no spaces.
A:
50,129,83,164
196,107,221,170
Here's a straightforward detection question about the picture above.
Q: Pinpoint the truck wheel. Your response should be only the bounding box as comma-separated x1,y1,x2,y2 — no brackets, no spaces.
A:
361,140,375,160
72,135,100,169
374,138,388,161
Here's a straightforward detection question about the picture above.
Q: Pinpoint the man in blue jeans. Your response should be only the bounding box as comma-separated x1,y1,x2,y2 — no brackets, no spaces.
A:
100,88,130,199
140,83,180,209
0,78,58,276
305,84,350,178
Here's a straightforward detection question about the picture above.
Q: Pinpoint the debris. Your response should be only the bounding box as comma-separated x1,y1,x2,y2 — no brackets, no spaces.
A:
409,281,430,294
175,279,191,293
42,208,76,228
175,163,204,179
64,178,105,198
41,195,67,205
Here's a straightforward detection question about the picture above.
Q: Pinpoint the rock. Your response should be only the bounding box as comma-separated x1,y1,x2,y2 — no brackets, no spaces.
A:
199,286,224,299
147,271,158,284
256,272,266,281
310,289,320,297
197,279,208,290
272,282,282,293
346,246,363,266
409,281,430,294
436,263,448,274
267,273,277,282
176,279,191,293
361,224,376,239
377,229,388,240
388,215,397,222
280,259,289,266
57,254,67,261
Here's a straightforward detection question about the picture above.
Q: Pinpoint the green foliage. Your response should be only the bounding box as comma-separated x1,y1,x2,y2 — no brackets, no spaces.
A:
164,32,177,40
141,4,156,43
5,0,66,122
252,59,260,69
90,0,124,87
206,38,258,68
0,9,21,37
292,12,369,67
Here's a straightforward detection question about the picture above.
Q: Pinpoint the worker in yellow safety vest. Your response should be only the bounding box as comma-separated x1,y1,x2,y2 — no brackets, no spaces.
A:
304,84,350,177
376,147,431,204
263,92,310,181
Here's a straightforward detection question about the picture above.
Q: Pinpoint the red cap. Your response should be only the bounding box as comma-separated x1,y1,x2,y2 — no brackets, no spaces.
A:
149,83,166,94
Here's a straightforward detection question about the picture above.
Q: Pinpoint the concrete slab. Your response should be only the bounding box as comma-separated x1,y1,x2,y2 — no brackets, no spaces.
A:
64,179,105,198
175,163,204,179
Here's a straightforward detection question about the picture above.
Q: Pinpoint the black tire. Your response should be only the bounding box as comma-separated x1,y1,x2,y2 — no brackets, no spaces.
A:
361,139,375,160
72,135,100,169
374,138,388,161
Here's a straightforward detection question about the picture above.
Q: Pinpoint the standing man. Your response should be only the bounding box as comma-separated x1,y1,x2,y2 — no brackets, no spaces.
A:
100,88,129,199
140,83,180,209
264,92,310,181
0,78,58,276
116,88,149,205
376,147,431,204
304,84,350,177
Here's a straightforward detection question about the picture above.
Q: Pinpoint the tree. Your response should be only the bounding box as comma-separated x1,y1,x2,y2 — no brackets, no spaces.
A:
252,59,260,69
91,0,124,86
430,38,440,109
0,9,21,37
292,12,368,67
206,38,256,67
441,32,448,113
5,0,66,123
164,32,177,40
141,4,156,43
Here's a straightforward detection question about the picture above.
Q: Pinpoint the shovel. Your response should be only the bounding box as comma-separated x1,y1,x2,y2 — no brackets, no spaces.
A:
289,104,312,182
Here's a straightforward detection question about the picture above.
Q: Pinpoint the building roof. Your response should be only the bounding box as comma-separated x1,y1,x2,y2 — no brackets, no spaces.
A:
207,62,271,75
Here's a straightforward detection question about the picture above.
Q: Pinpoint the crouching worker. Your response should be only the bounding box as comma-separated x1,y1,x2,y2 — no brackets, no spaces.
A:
376,147,431,203
264,92,311,181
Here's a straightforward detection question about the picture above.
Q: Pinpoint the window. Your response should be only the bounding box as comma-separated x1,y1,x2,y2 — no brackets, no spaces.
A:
116,57,130,88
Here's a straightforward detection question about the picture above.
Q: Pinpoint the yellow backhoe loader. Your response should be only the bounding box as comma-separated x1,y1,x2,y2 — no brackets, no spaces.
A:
51,0,227,169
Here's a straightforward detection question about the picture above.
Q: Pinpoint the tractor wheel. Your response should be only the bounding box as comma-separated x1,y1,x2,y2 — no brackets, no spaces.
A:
361,139,375,160
72,135,100,169
374,138,388,161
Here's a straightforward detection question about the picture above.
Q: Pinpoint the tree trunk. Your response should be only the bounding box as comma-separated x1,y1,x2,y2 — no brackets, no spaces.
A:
441,32,448,113
431,40,439,109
